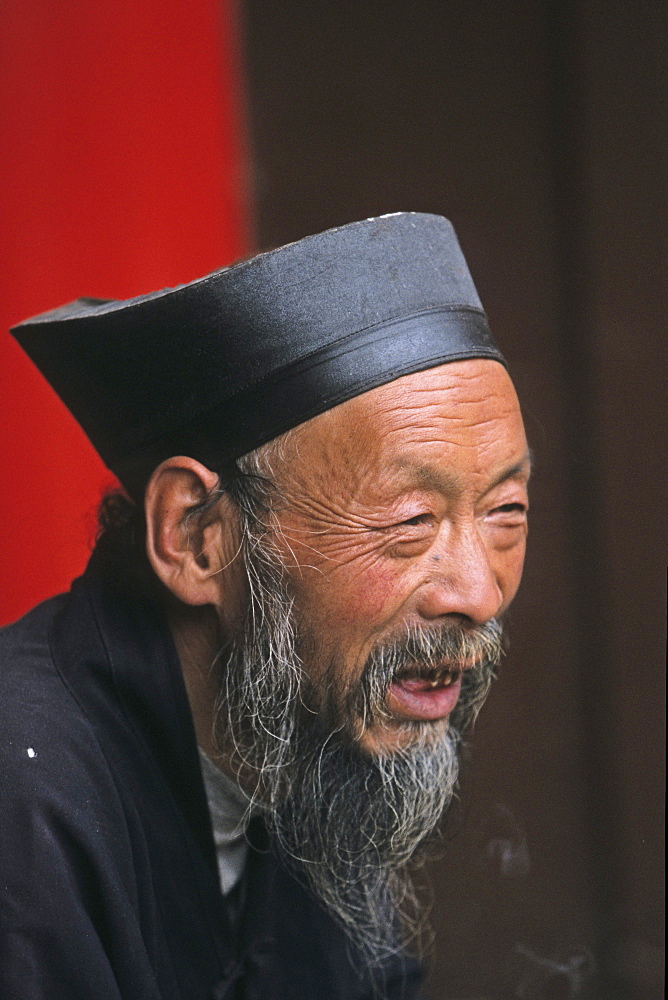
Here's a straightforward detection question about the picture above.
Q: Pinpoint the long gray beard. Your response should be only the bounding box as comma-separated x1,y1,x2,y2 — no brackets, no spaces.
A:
213,504,502,975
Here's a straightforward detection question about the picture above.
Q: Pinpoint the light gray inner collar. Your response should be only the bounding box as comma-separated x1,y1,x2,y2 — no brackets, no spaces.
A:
198,748,254,896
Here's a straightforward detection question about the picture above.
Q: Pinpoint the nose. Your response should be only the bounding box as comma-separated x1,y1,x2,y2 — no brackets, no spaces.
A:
416,524,503,626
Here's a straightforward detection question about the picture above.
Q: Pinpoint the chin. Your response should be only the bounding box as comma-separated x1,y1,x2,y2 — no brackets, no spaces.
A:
356,715,450,756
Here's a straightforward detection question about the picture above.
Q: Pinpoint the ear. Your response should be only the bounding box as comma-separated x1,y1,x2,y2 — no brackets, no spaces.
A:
144,456,234,606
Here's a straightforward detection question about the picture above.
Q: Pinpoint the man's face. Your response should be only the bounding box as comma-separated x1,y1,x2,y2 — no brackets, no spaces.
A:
209,359,528,968
266,359,530,754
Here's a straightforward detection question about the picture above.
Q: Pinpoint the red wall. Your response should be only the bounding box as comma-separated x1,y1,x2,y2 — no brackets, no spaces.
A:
0,0,249,625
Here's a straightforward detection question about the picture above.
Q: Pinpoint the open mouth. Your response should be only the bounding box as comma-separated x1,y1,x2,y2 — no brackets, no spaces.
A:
395,664,462,689
388,663,464,721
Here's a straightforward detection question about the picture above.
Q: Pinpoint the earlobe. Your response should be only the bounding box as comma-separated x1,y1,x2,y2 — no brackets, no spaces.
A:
144,457,226,606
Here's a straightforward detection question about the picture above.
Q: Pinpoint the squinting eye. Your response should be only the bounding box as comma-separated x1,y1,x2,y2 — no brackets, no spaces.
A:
400,514,431,527
386,512,436,558
487,502,528,529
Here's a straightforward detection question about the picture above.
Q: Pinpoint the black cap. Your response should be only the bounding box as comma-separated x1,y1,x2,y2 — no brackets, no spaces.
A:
11,212,505,495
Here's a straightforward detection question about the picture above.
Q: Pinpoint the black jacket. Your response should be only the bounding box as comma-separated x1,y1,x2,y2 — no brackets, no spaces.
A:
0,552,424,999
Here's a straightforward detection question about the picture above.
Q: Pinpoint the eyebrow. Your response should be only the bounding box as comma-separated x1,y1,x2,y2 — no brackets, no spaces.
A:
483,450,533,494
396,450,533,497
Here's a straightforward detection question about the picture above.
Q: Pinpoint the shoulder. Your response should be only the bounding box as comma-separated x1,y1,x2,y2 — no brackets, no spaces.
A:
0,592,65,662
0,594,126,840
0,593,66,689
0,595,74,756
0,597,140,966
1,595,93,766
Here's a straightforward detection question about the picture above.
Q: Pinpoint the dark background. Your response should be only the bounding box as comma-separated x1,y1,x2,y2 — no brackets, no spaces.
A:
240,2,665,997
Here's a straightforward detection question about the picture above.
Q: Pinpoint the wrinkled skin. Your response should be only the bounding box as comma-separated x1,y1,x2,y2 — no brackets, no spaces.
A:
265,359,530,754
153,358,530,969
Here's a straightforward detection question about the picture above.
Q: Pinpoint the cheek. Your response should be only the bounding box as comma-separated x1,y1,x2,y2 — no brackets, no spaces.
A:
282,523,405,629
299,559,405,642
498,538,527,606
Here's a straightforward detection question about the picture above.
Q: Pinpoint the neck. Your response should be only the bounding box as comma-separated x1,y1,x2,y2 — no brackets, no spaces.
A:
170,604,222,761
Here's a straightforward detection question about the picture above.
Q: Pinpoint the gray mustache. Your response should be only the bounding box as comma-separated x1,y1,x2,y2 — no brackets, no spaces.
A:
366,618,504,682
349,619,503,730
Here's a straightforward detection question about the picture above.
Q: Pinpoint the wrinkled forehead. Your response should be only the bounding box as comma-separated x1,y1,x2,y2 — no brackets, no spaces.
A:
273,360,528,496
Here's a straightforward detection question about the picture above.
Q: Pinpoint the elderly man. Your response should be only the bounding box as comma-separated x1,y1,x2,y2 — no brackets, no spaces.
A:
1,214,529,1000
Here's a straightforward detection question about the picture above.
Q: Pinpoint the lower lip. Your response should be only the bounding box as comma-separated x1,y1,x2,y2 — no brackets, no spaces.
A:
387,675,462,721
